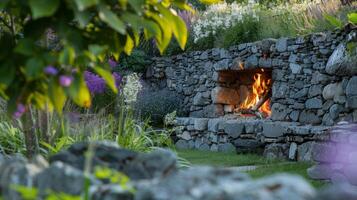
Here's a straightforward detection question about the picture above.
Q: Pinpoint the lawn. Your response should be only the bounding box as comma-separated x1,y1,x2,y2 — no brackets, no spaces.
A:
177,149,327,188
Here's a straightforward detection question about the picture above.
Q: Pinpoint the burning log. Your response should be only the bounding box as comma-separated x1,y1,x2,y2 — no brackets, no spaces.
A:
235,90,271,118
252,90,271,112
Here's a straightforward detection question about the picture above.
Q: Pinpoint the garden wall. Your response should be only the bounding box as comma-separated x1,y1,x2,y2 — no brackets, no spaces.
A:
145,25,357,159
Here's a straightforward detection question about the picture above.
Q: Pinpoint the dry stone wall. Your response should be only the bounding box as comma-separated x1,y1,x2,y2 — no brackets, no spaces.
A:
145,25,357,159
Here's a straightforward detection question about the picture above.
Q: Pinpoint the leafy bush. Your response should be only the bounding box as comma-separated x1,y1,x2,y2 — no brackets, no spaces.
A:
220,15,260,48
134,89,186,126
0,121,26,154
118,50,153,73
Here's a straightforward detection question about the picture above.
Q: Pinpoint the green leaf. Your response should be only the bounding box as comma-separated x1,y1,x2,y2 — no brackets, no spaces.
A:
198,0,221,4
324,14,343,29
348,13,357,25
0,61,15,90
124,35,134,55
89,44,108,56
11,185,38,200
59,46,76,65
0,0,10,9
74,0,98,11
98,4,126,34
75,10,92,28
49,80,66,114
29,0,60,19
15,39,37,56
128,0,145,14
93,66,118,93
66,75,91,108
25,57,45,79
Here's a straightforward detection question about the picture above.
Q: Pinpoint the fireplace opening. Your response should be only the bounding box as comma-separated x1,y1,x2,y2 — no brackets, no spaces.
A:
216,68,272,118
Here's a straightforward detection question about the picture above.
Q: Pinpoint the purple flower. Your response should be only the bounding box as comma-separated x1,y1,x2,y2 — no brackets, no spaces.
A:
44,66,58,75
59,75,73,87
84,71,122,95
13,103,26,119
108,58,117,68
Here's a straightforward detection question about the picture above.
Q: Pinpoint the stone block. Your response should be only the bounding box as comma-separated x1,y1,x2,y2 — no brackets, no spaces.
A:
175,140,189,149
263,143,289,159
305,98,323,109
288,142,298,160
289,63,302,74
271,103,289,121
223,120,245,138
207,118,221,132
346,96,357,109
308,85,323,98
272,82,289,98
323,83,343,100
262,122,287,137
217,143,236,153
297,142,315,161
276,38,288,52
176,118,191,126
299,111,321,125
193,118,209,131
193,92,210,106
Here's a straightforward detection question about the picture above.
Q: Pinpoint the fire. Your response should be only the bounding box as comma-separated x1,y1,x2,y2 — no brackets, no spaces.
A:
239,70,272,116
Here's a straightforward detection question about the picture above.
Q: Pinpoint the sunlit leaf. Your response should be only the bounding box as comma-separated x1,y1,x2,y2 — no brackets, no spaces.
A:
49,80,66,114
66,75,91,108
24,57,45,80
198,0,221,4
93,66,118,93
74,0,98,11
59,46,76,65
98,4,126,34
29,0,60,19
348,13,357,25
324,14,343,28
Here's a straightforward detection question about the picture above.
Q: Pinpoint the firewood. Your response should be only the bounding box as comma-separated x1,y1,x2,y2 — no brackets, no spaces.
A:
252,90,271,111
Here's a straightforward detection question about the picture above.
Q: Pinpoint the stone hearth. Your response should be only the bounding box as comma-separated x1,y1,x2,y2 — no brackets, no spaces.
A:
145,25,357,160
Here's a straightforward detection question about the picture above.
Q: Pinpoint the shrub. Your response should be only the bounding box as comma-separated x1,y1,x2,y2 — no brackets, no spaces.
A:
118,50,153,73
134,89,185,126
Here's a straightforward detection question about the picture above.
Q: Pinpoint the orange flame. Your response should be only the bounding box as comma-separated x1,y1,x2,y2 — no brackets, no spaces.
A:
239,71,271,116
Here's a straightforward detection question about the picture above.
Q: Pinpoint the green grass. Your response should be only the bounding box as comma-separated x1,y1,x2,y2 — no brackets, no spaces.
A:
177,149,281,167
177,149,327,188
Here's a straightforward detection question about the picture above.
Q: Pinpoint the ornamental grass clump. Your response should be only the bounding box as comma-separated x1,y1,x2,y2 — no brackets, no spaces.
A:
192,1,259,43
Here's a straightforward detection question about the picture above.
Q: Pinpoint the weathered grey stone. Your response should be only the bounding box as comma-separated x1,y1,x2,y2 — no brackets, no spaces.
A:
217,143,236,152
329,104,343,120
308,85,323,98
211,87,239,105
311,71,332,84
262,122,287,137
90,185,133,200
259,58,272,68
307,164,334,180
198,143,210,151
176,118,191,126
289,63,302,74
234,139,263,152
276,38,288,52
326,43,347,75
346,96,357,109
208,118,222,132
299,111,321,124
346,76,357,97
263,143,289,159
288,142,298,160
305,98,323,109
244,55,259,68
193,93,210,106
272,82,289,98
35,162,99,196
193,118,209,131
297,142,315,161
223,120,245,138
271,103,289,121
180,131,191,140
190,104,224,118
323,83,340,100
289,110,300,122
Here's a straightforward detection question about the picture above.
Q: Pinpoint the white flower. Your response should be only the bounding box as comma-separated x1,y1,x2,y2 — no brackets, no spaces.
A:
123,73,142,104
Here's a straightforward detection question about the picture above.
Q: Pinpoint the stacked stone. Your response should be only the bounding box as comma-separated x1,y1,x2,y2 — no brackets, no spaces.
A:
308,122,357,185
174,116,330,160
145,25,357,155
